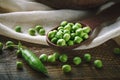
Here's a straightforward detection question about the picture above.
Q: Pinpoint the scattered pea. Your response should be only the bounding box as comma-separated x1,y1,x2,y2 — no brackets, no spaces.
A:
16,50,22,58
15,26,22,32
16,61,23,70
53,52,60,60
39,28,45,35
35,25,43,32
6,41,14,49
28,28,36,36
73,57,82,65
84,53,91,62
62,64,71,73
39,54,48,62
59,54,68,63
113,48,120,55
47,55,56,63
94,60,103,68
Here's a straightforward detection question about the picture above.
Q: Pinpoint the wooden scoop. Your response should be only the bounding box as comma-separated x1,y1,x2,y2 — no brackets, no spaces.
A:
46,3,120,51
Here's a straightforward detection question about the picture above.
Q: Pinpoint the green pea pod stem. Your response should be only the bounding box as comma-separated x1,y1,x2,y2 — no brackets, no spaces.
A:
18,42,48,75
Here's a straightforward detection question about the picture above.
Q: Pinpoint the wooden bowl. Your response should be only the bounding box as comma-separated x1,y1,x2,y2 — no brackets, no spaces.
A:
35,0,109,9
46,22,90,51
46,3,120,51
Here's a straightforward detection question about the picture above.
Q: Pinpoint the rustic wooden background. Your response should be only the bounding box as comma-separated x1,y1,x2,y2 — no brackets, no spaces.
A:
0,35,120,80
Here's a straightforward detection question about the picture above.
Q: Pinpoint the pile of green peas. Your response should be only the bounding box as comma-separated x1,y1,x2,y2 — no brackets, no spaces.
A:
14,25,46,36
48,21,91,46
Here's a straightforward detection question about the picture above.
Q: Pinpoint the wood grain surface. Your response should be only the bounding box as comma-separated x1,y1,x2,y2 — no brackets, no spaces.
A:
0,35,120,80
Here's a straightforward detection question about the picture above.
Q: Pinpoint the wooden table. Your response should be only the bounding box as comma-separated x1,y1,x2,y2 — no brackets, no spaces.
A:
0,35,120,80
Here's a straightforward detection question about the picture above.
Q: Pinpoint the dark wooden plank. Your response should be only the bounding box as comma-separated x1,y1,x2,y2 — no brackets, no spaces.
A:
0,35,120,80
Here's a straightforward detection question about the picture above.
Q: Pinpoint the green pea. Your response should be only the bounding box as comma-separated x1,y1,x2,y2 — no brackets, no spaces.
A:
83,26,91,33
60,21,68,27
94,60,103,68
39,28,45,35
59,54,68,63
15,26,22,32
64,24,71,31
53,52,60,60
6,41,15,49
73,57,81,65
48,31,56,39
68,23,74,27
72,23,81,31
70,33,76,40
16,61,23,70
84,53,91,62
74,36,83,44
47,55,56,63
51,37,58,44
55,31,63,39
16,50,22,58
35,25,43,32
67,40,74,46
63,33,71,41
75,28,83,36
59,29,64,32
53,30,57,33
82,33,89,39
58,26,64,30
0,42,3,52
62,64,71,73
113,48,120,55
57,39,66,46
63,29,70,34
28,28,36,36
6,41,14,46
75,23,82,28
39,54,48,62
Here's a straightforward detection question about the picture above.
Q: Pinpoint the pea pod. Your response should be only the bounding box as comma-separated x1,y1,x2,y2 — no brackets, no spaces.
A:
18,43,48,75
